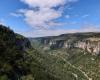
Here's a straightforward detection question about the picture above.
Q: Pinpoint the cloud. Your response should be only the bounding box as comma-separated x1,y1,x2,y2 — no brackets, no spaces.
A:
82,14,89,18
10,0,100,37
65,15,70,19
20,0,78,8
18,24,100,37
0,22,2,25
21,0,65,8
14,0,78,29
0,19,4,25
23,9,62,29
0,21,2,24
18,29,76,37
10,13,22,17
80,24,100,31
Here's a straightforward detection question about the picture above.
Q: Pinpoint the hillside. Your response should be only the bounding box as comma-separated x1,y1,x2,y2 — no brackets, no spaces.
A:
0,25,59,80
31,32,100,55
30,32,100,80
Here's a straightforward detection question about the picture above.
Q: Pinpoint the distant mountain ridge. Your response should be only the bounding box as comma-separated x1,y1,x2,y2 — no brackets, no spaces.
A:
32,32,100,55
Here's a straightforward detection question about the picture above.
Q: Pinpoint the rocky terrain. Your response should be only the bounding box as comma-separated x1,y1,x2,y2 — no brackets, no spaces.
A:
34,33,100,55
29,33,100,80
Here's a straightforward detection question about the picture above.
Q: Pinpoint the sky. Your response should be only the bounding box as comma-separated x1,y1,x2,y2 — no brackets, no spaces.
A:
0,0,100,37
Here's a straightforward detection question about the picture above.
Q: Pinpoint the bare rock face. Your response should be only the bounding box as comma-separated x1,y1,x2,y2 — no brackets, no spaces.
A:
41,37,100,55
37,33,100,55
74,41,100,55
49,40,65,49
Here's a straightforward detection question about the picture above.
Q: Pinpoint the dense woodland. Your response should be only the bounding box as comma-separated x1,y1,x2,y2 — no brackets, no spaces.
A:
0,25,59,80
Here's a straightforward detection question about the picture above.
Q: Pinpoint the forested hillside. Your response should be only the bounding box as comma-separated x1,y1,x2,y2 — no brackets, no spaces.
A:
0,25,59,80
30,32,100,80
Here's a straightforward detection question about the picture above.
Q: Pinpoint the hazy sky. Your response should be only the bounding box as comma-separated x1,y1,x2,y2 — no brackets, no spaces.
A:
0,0,100,37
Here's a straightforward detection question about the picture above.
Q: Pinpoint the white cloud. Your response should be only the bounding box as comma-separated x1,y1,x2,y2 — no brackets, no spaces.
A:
0,19,5,25
10,0,100,37
19,29,75,37
0,21,2,24
80,24,100,31
82,14,89,18
21,0,78,8
18,25,100,37
21,0,65,8
23,8,62,29
65,15,70,19
10,13,22,17
16,0,78,29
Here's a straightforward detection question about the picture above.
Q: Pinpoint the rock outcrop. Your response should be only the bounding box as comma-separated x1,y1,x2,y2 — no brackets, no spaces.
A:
38,33,100,55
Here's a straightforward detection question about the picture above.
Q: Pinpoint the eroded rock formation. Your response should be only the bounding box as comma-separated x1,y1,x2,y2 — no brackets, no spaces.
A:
42,37,100,55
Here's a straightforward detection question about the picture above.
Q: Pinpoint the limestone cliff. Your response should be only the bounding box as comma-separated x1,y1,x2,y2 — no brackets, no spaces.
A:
38,33,100,55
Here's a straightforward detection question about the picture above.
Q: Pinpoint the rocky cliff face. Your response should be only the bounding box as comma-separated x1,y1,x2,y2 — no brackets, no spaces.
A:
16,35,32,50
38,33,100,55
0,24,32,51
74,41,100,55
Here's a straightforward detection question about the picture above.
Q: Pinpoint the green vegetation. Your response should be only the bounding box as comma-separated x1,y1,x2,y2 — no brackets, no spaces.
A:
38,48,100,80
0,25,100,80
0,25,59,80
30,34,100,80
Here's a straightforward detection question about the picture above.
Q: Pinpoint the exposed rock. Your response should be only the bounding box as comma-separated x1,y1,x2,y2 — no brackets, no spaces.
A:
38,33,100,55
